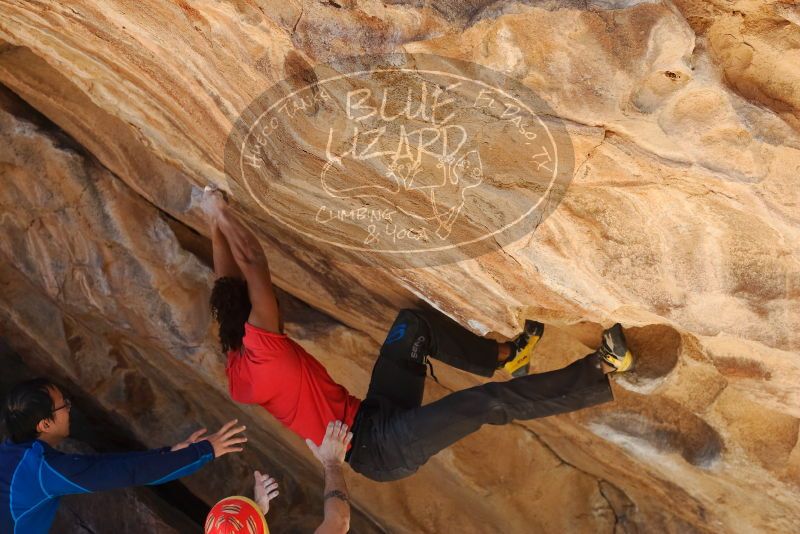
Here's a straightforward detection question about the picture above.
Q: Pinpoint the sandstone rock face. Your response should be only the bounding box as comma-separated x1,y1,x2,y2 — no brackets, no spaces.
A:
0,1,798,532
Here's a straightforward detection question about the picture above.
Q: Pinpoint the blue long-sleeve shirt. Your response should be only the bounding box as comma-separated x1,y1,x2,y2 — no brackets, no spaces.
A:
0,438,214,533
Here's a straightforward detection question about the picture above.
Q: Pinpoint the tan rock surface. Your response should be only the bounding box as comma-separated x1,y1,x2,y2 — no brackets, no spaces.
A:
0,0,799,532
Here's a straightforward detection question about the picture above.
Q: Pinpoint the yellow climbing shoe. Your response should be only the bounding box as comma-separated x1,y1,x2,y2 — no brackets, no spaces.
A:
501,320,545,377
597,323,635,373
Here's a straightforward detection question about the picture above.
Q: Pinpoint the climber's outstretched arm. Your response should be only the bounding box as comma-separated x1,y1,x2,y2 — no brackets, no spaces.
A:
211,222,244,280
214,204,282,334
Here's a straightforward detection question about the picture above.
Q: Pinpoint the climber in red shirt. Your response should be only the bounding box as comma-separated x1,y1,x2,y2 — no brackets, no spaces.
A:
225,316,361,447
203,185,635,482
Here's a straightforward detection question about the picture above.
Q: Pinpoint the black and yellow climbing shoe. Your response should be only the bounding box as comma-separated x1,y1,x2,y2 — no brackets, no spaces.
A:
501,320,545,377
596,323,635,373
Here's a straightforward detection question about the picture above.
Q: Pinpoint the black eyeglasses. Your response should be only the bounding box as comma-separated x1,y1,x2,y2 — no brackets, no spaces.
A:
53,398,72,414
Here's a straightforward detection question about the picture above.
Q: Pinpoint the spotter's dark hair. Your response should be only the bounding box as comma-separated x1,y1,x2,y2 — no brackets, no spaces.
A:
210,276,251,353
3,378,59,443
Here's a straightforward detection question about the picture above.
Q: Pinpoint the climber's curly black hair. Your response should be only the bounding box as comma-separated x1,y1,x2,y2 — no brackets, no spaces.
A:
209,276,252,353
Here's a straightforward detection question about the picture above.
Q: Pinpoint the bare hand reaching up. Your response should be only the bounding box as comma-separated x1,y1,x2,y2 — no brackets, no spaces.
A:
170,420,246,458
253,471,280,515
307,421,352,533
204,419,247,458
305,420,353,467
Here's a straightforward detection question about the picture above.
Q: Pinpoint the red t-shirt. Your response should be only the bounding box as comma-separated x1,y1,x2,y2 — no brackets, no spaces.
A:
225,322,362,446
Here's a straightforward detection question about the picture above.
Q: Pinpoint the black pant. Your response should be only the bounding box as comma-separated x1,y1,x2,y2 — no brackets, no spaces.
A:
346,308,614,482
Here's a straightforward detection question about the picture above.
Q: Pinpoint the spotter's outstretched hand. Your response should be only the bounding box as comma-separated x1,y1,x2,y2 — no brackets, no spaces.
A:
254,470,279,515
206,419,247,458
305,420,353,468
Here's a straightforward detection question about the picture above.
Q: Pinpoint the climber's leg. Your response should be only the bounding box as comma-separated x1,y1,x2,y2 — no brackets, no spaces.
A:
375,308,550,381
348,352,613,481
202,186,282,334
362,310,431,410
343,312,430,479
346,309,467,477
396,353,612,469
380,308,500,378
